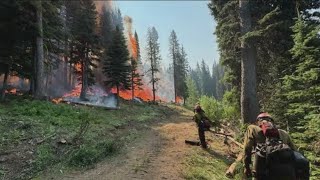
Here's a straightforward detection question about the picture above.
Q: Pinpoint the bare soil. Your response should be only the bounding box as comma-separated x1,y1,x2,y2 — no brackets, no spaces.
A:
42,106,236,180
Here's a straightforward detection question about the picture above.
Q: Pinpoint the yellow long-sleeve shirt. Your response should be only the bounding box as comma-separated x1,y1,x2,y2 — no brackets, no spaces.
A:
243,124,296,167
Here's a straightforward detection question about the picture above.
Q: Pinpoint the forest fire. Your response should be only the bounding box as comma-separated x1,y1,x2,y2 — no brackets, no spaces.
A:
5,88,17,94
176,96,183,104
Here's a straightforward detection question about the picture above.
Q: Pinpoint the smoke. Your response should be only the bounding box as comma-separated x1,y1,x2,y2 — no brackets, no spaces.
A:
124,16,133,35
94,1,113,14
0,75,30,91
63,84,117,108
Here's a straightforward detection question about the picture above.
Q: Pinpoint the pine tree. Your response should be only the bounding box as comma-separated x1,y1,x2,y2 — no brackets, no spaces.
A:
169,30,180,103
282,17,320,176
130,32,143,99
146,27,161,103
177,46,189,104
103,26,131,105
68,0,98,100
134,31,141,63
130,57,143,99
100,4,113,48
186,76,199,108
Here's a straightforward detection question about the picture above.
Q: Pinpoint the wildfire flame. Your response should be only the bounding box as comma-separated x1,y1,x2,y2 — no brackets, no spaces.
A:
5,88,17,94
129,33,138,60
176,96,183,104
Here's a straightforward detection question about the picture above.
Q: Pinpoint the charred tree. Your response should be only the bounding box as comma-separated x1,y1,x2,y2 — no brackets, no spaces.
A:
239,0,259,123
1,63,10,101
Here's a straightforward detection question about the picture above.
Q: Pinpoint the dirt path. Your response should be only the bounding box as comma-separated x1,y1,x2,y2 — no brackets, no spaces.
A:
48,107,214,180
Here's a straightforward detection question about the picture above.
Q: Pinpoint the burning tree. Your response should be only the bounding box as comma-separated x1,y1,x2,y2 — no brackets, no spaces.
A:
103,26,131,106
67,0,99,101
130,57,143,99
146,27,161,103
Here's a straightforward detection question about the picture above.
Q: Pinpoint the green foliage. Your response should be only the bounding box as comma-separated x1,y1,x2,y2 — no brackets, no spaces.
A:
281,17,320,178
0,96,173,179
198,88,240,126
103,26,131,93
199,96,223,124
146,27,161,102
68,141,117,168
185,76,199,108
33,144,56,171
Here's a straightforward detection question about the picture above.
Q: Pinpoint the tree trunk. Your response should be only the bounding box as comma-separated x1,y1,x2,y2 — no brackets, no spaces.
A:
151,64,156,103
173,48,177,103
131,70,134,100
1,64,10,101
35,1,46,99
80,49,88,100
239,0,259,123
69,62,72,87
116,85,119,107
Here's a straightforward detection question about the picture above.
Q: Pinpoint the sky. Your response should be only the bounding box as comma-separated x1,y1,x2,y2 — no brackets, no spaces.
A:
115,1,220,70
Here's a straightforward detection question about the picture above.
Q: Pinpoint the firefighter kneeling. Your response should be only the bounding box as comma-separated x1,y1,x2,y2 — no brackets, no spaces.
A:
243,112,310,180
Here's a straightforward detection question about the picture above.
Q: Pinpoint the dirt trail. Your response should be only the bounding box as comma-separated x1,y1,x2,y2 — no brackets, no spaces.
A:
51,107,206,180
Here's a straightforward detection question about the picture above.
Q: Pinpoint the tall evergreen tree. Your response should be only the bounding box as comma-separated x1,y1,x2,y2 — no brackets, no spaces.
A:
68,0,98,100
200,60,212,96
100,4,113,48
186,76,199,108
130,32,143,99
103,26,131,105
134,31,141,63
177,46,189,104
282,17,320,176
146,27,161,103
169,30,180,103
130,57,143,99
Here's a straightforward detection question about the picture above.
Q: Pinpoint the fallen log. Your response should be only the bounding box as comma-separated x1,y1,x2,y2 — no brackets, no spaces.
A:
208,130,233,137
225,152,244,178
61,100,120,110
208,130,244,149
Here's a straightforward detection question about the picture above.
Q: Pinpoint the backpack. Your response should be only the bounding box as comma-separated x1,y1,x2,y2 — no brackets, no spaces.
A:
256,121,296,179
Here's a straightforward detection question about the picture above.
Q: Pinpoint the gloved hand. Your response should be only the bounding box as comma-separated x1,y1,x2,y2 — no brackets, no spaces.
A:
244,167,252,178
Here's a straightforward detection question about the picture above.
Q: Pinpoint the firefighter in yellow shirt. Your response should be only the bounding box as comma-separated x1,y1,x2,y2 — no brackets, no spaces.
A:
193,104,211,149
243,112,296,180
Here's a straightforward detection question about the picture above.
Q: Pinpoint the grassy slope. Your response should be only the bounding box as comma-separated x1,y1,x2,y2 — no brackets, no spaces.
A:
183,136,243,180
0,95,175,180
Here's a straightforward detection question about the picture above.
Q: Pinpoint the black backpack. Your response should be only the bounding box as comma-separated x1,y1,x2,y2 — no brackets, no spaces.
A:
256,122,297,179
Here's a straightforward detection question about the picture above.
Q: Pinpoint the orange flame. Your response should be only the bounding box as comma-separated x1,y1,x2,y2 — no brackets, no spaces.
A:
52,98,63,104
129,33,138,60
176,96,183,104
5,88,17,94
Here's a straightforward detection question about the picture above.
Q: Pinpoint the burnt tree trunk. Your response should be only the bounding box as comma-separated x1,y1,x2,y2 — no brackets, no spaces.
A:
131,69,134,100
80,47,88,100
116,85,120,107
35,1,46,99
151,63,156,103
239,0,259,123
1,64,10,101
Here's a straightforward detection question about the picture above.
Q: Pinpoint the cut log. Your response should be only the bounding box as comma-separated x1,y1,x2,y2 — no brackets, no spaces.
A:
225,152,244,178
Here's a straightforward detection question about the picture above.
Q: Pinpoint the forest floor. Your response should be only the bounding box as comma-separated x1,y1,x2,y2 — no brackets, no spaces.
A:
0,95,241,180
37,105,241,180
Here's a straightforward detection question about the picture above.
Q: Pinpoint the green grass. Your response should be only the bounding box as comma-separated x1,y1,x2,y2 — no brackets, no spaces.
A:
183,146,243,180
0,95,175,179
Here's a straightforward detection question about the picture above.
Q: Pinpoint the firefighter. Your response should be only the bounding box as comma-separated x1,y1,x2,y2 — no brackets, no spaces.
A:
193,105,210,149
243,112,296,180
